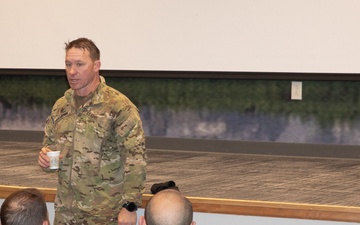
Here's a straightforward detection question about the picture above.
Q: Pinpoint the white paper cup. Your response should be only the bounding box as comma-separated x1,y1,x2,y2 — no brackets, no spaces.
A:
47,151,60,169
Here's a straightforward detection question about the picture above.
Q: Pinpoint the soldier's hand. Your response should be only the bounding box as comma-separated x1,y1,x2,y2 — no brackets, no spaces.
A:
38,147,51,168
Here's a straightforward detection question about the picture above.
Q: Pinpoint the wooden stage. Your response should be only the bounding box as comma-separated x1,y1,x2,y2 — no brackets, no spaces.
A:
1,139,360,222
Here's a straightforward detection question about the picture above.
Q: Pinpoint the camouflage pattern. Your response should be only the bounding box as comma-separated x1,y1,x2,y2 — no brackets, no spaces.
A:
43,76,147,224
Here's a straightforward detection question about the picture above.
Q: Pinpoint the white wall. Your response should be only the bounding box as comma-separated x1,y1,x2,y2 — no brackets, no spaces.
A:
0,199,358,225
1,0,360,73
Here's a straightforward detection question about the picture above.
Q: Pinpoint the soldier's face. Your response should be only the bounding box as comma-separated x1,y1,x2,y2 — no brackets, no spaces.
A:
65,48,101,96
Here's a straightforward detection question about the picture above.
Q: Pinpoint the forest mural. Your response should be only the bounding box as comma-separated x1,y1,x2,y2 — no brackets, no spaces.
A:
0,75,359,145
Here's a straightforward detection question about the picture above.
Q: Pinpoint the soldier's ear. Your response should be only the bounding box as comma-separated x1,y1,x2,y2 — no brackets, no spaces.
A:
93,60,101,72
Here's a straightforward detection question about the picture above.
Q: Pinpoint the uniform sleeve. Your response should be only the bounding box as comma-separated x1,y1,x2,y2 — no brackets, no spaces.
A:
43,97,64,148
41,111,57,173
43,114,56,147
115,106,147,206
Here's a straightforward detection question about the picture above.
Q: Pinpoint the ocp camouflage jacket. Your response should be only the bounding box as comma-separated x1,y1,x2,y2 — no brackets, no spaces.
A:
43,76,147,217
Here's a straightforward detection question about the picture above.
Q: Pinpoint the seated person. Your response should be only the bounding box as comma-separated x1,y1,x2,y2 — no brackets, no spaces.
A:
1,188,49,225
139,189,196,225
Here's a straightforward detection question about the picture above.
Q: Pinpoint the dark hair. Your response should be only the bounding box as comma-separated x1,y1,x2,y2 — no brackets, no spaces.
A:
0,188,48,225
65,37,100,61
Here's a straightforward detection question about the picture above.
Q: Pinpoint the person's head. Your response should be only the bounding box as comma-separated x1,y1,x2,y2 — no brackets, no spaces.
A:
0,188,49,225
139,189,196,225
64,37,101,96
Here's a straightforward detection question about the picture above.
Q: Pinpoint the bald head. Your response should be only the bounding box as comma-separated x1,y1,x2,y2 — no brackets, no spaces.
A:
142,189,195,225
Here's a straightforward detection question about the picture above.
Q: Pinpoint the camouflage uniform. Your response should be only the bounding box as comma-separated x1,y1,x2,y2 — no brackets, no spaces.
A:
43,76,147,225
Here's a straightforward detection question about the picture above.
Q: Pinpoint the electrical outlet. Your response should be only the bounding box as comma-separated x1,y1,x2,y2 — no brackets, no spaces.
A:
291,81,302,100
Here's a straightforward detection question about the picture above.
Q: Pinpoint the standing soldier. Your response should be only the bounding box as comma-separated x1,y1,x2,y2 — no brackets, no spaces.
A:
38,37,147,225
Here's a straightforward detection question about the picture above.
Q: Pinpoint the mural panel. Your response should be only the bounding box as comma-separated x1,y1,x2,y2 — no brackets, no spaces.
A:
0,76,359,145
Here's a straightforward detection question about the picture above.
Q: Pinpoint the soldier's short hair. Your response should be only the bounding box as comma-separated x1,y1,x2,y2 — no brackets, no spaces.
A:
65,37,100,61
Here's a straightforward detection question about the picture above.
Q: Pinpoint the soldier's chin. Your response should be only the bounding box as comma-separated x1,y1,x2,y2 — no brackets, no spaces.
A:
69,79,79,86
69,84,80,90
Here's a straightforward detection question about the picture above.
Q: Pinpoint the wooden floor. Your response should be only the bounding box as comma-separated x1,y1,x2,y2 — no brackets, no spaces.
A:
1,140,360,207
